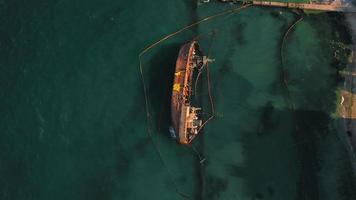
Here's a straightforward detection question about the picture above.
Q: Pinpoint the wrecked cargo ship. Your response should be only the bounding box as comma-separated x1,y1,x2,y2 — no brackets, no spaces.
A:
170,41,209,145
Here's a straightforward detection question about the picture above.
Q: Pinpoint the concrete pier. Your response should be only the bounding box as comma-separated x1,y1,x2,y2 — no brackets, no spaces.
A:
251,1,356,12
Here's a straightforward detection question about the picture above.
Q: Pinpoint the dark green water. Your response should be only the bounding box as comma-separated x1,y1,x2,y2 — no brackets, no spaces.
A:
0,0,355,199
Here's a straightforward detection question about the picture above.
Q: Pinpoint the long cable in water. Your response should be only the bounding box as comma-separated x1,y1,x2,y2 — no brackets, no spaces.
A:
280,12,304,110
191,34,216,164
139,3,252,58
197,58,215,134
194,31,216,102
195,33,216,134
138,4,252,199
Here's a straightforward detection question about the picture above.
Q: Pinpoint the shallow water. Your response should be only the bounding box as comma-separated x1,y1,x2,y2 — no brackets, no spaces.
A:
0,0,355,200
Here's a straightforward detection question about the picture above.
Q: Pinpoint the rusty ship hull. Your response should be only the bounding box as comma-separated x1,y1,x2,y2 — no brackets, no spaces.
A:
171,41,203,145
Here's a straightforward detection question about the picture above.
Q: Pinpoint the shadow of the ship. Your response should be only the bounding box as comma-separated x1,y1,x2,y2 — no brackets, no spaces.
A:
146,43,181,138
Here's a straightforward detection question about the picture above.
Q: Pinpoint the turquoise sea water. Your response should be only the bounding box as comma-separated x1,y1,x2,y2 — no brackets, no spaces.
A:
0,0,355,199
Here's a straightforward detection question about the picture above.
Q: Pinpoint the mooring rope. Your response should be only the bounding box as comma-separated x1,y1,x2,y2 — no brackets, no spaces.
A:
194,31,216,134
194,31,216,102
139,4,252,58
139,41,191,200
138,4,252,199
197,58,215,134
280,12,304,110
